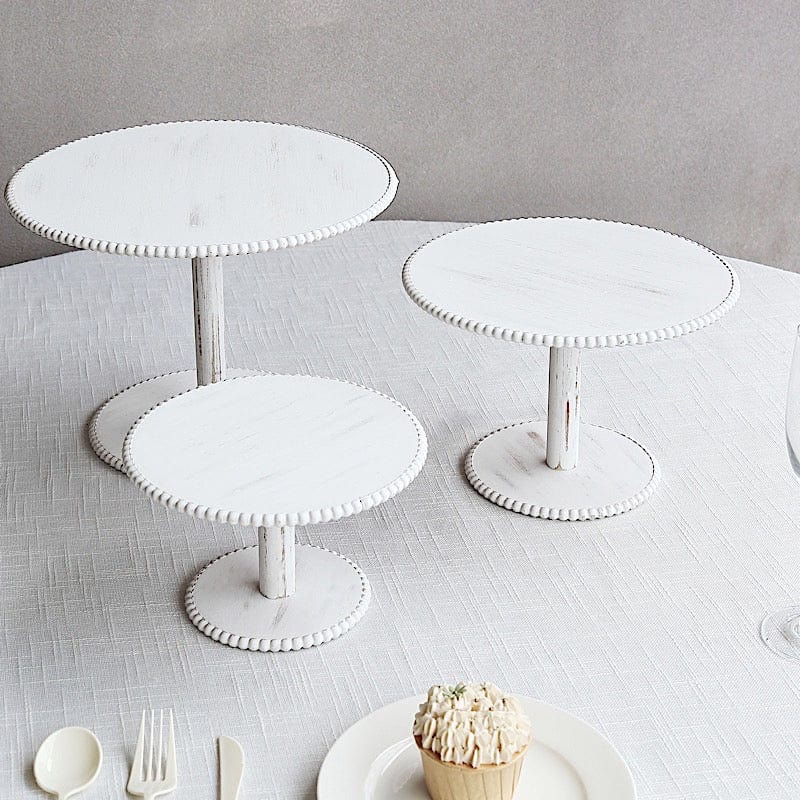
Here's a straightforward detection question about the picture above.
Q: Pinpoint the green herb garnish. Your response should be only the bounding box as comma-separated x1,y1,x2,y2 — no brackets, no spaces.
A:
444,682,467,699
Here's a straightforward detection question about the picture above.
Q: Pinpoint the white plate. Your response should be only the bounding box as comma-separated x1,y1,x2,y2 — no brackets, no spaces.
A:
317,696,635,800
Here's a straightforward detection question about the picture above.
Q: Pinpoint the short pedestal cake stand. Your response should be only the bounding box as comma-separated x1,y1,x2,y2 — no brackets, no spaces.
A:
402,218,739,521
122,374,427,651
5,120,397,470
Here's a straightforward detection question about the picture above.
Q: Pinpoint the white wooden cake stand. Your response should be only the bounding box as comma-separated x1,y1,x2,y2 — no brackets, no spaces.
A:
403,218,739,521
122,374,427,651
5,120,397,471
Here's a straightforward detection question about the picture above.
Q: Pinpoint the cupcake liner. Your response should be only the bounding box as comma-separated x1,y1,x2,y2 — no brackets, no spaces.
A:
416,736,527,800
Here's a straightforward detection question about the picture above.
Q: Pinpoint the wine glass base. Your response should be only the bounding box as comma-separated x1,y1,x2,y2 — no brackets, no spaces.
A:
760,606,800,660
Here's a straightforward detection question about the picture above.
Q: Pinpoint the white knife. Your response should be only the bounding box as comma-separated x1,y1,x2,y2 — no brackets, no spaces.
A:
218,736,244,800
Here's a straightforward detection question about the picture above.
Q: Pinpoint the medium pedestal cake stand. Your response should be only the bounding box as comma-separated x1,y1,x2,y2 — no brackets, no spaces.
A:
122,374,426,651
5,120,397,471
402,218,739,521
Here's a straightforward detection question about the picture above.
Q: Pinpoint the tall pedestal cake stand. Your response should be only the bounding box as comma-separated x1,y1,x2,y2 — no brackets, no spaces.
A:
122,374,427,651
403,218,739,521
5,120,397,471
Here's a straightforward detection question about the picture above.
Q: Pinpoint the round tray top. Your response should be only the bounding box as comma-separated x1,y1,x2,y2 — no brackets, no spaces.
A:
122,374,427,527
403,218,739,348
6,120,397,258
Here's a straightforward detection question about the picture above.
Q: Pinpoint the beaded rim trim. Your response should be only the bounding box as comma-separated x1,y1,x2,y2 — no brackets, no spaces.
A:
88,368,268,472
185,544,371,652
464,420,661,521
122,374,428,527
6,120,398,258
402,217,740,348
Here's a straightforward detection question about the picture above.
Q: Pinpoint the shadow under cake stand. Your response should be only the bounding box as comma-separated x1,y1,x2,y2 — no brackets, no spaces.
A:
403,218,739,521
122,374,427,651
5,120,397,471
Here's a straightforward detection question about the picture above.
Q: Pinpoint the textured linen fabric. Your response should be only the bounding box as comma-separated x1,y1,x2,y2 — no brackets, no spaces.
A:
2,220,800,799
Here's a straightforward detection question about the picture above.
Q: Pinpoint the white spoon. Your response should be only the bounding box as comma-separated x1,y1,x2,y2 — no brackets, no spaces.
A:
33,727,103,799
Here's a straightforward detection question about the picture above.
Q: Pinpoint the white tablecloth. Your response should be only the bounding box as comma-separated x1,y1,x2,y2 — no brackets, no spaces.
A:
3,221,800,800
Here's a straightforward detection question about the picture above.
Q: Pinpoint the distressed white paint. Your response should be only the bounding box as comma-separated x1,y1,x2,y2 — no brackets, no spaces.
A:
466,420,659,521
403,218,738,346
258,525,295,598
546,346,580,470
8,119,399,469
6,121,398,256
122,373,426,651
2,223,798,791
192,256,225,385
123,374,427,525
404,218,738,519
89,368,263,472
185,544,370,652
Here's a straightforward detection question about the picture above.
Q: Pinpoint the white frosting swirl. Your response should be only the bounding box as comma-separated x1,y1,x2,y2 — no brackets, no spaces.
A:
413,682,531,767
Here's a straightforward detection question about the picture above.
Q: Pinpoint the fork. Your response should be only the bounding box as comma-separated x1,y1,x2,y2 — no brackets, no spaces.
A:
127,710,177,800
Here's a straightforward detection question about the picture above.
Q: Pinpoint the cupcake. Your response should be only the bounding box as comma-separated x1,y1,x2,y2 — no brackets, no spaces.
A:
413,682,531,800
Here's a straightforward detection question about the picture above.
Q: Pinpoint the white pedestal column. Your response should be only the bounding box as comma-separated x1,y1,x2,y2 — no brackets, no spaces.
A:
192,255,226,385
258,525,296,598
546,347,580,470
184,544,371,652
465,346,659,520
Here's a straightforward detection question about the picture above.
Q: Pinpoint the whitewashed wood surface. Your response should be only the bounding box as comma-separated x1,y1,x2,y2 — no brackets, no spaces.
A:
546,346,581,470
191,255,225,384
5,120,397,257
259,525,296,598
4,222,800,800
123,374,427,527
89,367,263,471
403,218,739,346
185,543,371,651
466,420,659,520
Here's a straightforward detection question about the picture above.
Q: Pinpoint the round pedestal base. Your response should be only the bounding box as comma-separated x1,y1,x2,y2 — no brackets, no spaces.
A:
185,544,371,651
89,368,262,471
465,420,660,520
760,606,800,660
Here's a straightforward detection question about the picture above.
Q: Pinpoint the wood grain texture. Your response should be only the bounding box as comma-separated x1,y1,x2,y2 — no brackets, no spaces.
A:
465,420,660,520
192,256,225,385
404,218,732,516
402,218,739,347
5,120,397,258
122,374,427,527
258,525,295,599
88,368,265,471
2,222,800,798
546,347,580,470
184,544,371,652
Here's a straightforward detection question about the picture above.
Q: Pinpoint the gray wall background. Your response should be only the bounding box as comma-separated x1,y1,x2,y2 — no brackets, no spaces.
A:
2,0,799,269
